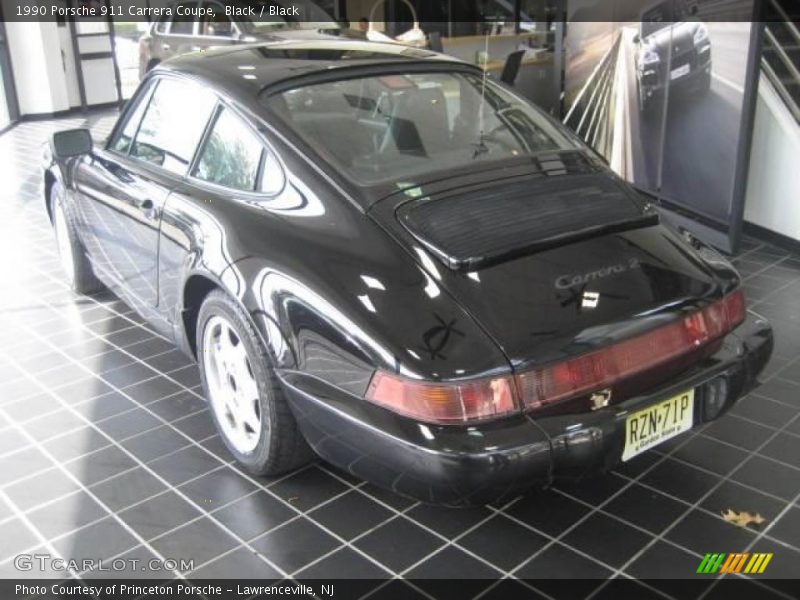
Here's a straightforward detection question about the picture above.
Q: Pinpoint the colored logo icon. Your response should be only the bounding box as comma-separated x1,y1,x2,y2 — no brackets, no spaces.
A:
696,552,773,574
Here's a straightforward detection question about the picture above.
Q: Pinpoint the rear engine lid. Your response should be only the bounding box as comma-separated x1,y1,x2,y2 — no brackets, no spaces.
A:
368,165,736,372
397,167,657,271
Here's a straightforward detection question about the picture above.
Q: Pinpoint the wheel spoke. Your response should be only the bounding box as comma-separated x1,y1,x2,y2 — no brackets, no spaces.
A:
218,323,236,357
233,353,258,397
239,397,261,436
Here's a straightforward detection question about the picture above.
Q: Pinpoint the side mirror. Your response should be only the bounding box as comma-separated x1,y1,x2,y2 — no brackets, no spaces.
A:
633,33,640,44
51,129,92,160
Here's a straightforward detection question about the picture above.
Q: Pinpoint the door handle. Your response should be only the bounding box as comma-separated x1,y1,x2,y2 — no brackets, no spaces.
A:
139,199,157,220
162,43,171,51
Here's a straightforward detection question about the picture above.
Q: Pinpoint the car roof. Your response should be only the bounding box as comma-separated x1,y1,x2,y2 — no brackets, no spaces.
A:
158,39,470,98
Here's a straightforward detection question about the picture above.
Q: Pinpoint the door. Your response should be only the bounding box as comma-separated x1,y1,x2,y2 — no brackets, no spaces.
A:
74,76,217,313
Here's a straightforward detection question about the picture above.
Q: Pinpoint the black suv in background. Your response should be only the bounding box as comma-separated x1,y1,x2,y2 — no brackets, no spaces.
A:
634,3,712,112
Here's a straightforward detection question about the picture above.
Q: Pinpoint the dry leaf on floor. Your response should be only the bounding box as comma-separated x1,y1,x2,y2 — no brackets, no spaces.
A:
721,508,766,528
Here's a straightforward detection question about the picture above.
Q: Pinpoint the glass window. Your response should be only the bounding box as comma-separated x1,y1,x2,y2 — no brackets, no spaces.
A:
131,78,216,174
170,2,198,35
194,108,263,191
109,81,154,154
265,71,578,185
199,2,234,36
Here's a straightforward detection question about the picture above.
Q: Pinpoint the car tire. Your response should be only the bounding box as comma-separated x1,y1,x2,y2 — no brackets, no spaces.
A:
50,181,102,294
197,289,313,476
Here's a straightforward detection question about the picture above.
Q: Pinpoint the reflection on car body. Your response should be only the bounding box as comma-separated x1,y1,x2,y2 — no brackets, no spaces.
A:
44,40,772,506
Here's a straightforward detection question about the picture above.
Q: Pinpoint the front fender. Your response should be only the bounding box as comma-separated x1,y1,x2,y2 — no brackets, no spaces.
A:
42,143,71,222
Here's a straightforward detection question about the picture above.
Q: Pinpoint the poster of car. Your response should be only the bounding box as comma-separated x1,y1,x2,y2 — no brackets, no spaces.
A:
563,0,760,250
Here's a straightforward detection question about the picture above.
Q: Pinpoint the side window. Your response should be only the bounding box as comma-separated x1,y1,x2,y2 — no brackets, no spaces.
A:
169,2,198,35
200,2,235,37
130,78,216,175
109,81,154,154
194,108,263,191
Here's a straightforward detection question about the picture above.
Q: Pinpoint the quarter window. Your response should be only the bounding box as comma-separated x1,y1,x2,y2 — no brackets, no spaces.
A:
194,108,273,192
130,78,216,175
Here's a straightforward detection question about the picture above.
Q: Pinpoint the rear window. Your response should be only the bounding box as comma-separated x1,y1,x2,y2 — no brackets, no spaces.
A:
264,71,578,185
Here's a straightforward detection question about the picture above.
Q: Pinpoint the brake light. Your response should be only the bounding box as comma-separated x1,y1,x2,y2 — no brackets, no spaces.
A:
364,290,745,423
517,289,746,410
724,288,746,328
365,371,518,424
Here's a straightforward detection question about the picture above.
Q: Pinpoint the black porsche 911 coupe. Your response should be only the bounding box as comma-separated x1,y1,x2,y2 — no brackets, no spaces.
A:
43,40,772,505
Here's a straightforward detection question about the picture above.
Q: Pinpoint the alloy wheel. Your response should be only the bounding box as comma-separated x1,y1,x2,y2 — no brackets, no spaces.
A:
202,315,262,454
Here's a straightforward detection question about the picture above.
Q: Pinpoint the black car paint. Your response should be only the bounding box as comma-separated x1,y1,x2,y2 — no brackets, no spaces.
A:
43,41,772,505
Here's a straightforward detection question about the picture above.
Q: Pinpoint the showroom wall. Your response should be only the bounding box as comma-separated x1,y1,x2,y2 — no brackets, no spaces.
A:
4,21,73,115
4,19,121,116
744,73,800,243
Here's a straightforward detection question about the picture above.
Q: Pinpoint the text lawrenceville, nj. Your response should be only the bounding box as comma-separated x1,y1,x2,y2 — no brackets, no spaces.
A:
16,584,318,596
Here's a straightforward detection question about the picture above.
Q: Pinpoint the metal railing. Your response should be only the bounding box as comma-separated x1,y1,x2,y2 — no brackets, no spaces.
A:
563,33,621,159
762,0,800,123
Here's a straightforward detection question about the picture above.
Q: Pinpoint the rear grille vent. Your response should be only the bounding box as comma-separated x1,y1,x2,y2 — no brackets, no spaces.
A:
398,173,657,271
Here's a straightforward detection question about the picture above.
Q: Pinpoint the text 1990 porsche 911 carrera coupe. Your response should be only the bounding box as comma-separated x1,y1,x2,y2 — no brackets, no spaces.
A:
43,40,773,505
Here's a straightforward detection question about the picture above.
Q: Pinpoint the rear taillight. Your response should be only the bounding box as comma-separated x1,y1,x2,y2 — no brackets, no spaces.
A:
517,289,746,410
365,371,518,424
724,288,746,328
364,290,746,423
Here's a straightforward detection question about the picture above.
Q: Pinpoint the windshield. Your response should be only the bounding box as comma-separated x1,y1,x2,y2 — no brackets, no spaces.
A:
640,0,697,38
640,20,669,39
264,71,579,185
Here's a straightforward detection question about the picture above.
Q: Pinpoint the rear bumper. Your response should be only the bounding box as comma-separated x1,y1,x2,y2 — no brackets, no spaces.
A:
279,312,772,506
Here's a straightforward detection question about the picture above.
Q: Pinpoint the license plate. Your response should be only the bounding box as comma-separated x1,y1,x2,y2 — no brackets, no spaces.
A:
670,64,691,80
622,390,694,461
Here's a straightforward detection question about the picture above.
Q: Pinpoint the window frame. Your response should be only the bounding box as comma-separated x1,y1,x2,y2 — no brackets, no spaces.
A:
106,72,285,198
120,76,219,177
105,78,158,157
188,101,286,198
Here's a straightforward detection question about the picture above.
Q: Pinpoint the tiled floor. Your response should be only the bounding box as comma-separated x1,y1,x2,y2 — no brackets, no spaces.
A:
1,113,799,599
